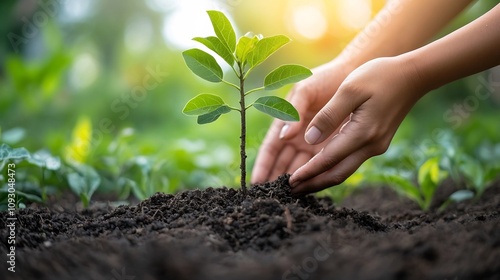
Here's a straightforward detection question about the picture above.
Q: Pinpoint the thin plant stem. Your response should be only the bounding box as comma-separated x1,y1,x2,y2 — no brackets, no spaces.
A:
238,62,247,195
222,80,240,91
245,86,264,96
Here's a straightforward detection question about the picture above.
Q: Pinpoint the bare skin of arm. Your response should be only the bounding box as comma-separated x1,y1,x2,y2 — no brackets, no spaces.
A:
289,4,500,195
252,0,475,185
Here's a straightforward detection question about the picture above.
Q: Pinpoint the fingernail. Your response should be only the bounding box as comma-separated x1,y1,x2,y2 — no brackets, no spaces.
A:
305,126,321,144
289,173,300,188
279,124,289,139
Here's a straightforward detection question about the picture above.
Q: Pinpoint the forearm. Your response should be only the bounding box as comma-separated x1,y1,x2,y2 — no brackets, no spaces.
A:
338,0,475,72
405,4,500,93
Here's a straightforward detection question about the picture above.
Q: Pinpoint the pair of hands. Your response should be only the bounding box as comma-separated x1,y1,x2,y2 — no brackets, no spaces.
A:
252,56,425,195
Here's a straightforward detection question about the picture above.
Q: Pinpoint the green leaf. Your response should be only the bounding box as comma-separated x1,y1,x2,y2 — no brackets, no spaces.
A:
197,105,232,124
0,143,30,161
27,149,61,170
418,157,447,207
2,127,26,144
253,96,299,121
193,36,234,66
458,155,485,190
207,10,236,53
418,157,445,187
67,162,101,207
182,49,223,83
183,94,226,116
247,35,290,68
235,34,259,65
264,64,312,90
17,190,43,203
370,173,423,205
449,190,474,203
67,173,85,195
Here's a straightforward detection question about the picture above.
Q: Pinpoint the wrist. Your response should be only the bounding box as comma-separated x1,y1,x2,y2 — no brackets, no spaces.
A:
395,53,433,99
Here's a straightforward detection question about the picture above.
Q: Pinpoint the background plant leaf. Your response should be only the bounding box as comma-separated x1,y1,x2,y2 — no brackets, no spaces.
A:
207,10,236,53
0,143,30,161
253,96,299,121
182,49,223,83
264,64,312,90
418,157,447,209
66,163,101,207
183,94,226,116
371,173,423,206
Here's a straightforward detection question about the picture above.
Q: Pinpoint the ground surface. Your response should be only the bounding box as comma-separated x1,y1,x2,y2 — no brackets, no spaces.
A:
1,175,499,280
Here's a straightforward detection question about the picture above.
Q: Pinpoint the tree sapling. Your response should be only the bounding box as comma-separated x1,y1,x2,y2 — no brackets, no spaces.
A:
182,11,312,194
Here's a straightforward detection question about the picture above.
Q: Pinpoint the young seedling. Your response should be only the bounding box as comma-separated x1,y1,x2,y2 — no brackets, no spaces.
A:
182,11,312,194
368,156,448,210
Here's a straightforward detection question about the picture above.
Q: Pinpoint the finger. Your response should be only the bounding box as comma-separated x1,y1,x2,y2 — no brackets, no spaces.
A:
304,88,369,145
251,120,285,183
290,119,368,187
268,145,296,180
291,146,373,195
287,152,313,175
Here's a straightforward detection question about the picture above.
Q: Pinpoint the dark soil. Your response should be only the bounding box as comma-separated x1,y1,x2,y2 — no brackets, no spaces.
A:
1,174,499,280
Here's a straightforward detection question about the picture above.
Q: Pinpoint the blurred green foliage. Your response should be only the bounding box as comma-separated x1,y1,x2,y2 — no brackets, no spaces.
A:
1,0,499,208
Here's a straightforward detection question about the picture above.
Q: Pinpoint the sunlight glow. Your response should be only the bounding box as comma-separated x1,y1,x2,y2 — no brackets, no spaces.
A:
161,1,236,71
337,0,372,30
288,3,328,40
161,1,236,50
162,7,214,49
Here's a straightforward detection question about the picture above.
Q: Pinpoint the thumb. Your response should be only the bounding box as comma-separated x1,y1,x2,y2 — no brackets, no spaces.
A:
304,89,368,145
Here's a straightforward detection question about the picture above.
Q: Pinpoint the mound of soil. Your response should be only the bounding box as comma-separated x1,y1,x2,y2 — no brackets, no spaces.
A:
1,174,499,280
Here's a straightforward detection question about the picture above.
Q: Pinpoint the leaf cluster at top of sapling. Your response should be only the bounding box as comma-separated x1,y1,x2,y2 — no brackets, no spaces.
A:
181,10,312,192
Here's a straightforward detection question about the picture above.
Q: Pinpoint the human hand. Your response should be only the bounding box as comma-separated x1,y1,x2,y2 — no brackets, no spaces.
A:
289,56,425,195
251,59,351,184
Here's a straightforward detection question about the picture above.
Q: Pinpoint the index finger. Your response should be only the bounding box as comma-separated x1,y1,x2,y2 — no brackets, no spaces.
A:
290,119,368,187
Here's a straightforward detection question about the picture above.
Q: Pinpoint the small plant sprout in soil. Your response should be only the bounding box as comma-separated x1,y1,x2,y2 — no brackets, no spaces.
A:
181,10,312,193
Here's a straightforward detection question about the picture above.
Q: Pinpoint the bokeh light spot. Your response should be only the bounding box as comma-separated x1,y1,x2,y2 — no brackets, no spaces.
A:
289,3,328,40
337,0,372,30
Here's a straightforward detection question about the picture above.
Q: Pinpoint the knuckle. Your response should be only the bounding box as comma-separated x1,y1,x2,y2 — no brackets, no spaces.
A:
328,173,348,186
364,127,382,143
317,106,340,129
368,137,391,156
357,126,391,156
290,81,313,100
316,154,340,172
371,143,389,156
292,81,309,93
